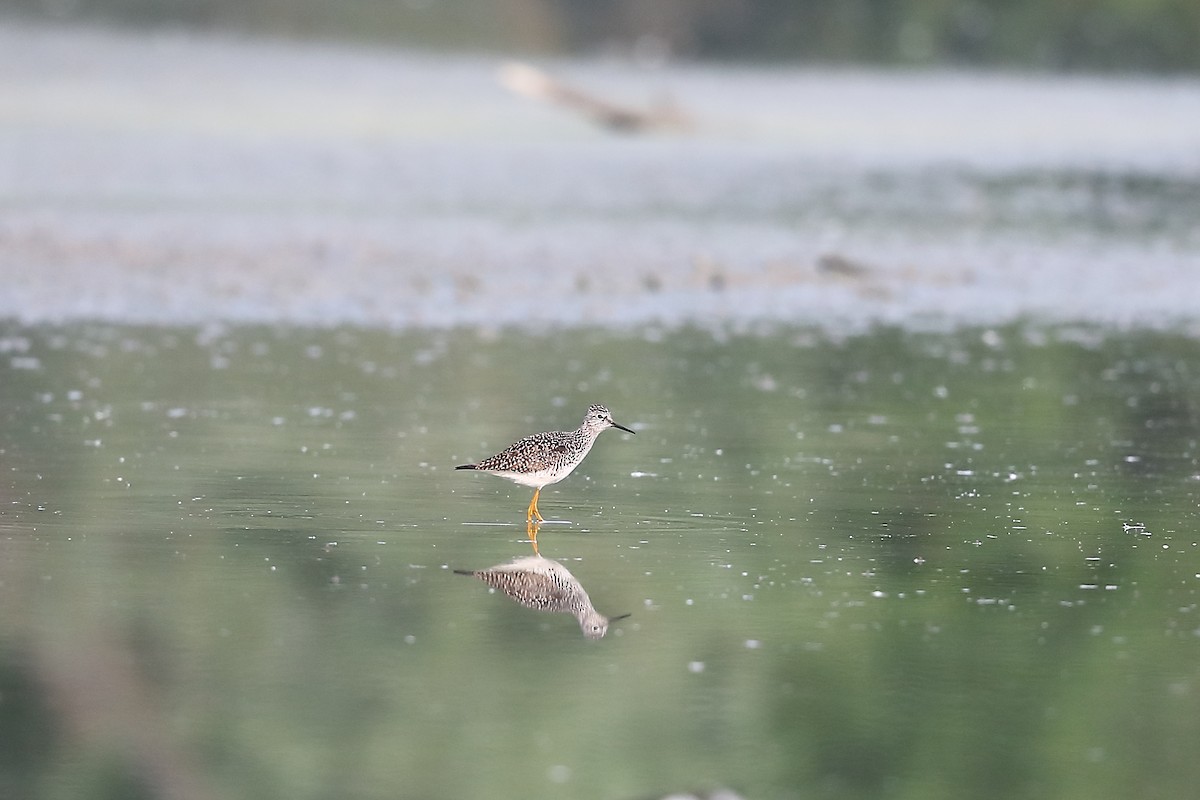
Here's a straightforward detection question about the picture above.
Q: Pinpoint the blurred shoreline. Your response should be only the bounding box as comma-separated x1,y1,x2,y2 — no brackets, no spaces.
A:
6,0,1200,71
2,22,1198,333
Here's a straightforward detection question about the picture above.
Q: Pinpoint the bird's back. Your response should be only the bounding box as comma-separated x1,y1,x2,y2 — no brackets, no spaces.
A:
474,429,592,480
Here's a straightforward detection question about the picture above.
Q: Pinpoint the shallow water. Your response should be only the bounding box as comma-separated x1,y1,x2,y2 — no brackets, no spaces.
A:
2,23,1200,331
2,321,1198,800
2,20,1200,800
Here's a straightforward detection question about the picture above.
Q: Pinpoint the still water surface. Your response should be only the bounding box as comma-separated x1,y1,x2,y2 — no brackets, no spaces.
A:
2,322,1198,799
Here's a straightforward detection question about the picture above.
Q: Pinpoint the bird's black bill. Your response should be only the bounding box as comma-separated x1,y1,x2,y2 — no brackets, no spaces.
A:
613,422,636,435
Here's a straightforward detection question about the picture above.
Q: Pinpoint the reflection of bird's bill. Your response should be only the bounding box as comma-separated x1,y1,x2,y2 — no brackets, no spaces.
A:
609,613,632,622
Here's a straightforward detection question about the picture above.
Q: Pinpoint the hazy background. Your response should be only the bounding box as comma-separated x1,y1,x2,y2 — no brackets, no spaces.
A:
7,0,1200,71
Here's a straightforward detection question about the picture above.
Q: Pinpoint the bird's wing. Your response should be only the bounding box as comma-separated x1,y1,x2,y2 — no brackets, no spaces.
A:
477,430,568,472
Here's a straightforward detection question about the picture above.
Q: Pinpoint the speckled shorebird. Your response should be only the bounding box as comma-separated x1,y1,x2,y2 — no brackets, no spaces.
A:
455,555,630,639
456,404,635,522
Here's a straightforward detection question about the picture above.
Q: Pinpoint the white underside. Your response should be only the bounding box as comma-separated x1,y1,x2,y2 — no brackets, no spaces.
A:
487,466,576,490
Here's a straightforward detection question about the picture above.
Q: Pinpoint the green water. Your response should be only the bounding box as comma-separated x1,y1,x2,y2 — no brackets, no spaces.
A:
2,322,1198,800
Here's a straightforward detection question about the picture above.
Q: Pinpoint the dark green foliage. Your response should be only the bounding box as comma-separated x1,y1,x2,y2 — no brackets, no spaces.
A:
4,0,1200,71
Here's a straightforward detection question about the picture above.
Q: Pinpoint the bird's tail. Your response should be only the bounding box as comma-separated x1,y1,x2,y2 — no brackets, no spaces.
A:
455,463,477,470
452,569,476,576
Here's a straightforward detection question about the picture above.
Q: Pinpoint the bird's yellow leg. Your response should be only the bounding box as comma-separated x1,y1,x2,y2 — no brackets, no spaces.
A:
527,487,545,523
526,518,541,555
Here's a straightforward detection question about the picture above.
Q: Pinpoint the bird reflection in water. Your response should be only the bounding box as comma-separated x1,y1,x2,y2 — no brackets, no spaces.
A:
455,545,630,640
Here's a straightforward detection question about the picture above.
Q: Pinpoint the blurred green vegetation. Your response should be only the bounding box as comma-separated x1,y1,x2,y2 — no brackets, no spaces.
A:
7,0,1200,71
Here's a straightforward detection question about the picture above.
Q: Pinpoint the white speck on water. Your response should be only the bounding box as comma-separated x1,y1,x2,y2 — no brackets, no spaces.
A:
548,765,571,784
687,661,705,674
